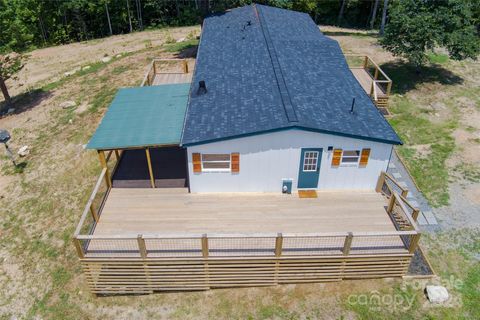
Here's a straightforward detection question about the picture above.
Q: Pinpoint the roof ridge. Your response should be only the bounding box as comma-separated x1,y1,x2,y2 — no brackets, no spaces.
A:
254,4,298,123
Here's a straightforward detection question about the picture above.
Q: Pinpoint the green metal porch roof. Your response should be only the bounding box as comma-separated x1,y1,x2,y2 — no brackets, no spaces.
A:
86,84,190,150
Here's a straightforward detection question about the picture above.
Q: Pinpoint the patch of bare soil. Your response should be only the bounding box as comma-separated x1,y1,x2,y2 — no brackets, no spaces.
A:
2,26,199,101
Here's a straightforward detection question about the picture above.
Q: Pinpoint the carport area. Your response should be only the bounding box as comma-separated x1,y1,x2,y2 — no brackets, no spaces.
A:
86,84,190,189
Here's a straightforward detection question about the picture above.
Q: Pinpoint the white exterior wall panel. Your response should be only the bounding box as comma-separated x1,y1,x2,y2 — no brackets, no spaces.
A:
187,130,392,193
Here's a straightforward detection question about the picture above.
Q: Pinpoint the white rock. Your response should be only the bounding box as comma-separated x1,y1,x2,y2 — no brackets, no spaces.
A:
64,71,74,76
115,54,122,58
18,145,29,157
426,285,449,303
68,119,73,124
82,65,91,71
101,56,112,63
59,101,76,109
7,108,15,114
176,37,186,43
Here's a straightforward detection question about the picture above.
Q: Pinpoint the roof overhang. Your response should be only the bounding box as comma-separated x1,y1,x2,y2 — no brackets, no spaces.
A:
87,84,190,150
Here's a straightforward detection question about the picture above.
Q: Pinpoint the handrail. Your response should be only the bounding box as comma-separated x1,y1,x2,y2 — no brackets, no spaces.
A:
384,172,409,197
392,191,420,231
74,168,108,236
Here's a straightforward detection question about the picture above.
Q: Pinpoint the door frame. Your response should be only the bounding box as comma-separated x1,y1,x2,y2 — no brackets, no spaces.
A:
297,148,323,189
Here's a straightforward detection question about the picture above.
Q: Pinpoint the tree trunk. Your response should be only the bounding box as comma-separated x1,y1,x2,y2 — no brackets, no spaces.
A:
0,76,11,104
370,0,380,29
136,0,143,30
175,0,180,17
337,0,348,26
126,0,133,33
105,3,113,35
379,0,389,35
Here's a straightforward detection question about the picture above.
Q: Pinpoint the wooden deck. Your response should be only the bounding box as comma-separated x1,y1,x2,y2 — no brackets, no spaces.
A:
351,68,387,98
152,72,192,85
93,189,395,235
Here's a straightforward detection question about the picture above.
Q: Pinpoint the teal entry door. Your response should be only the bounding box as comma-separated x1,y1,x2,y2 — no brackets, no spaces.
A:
297,148,323,189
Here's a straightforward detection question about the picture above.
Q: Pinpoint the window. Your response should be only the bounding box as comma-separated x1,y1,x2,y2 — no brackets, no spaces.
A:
341,150,360,164
303,151,319,171
201,154,231,171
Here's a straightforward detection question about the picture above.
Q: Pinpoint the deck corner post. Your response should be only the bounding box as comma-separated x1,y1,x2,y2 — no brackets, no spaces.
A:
375,171,386,193
343,232,353,256
137,234,147,259
98,150,112,188
387,192,396,214
73,237,85,259
409,233,421,254
201,234,209,258
275,233,283,257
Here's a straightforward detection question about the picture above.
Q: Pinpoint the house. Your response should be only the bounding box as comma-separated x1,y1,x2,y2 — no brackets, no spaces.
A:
75,5,420,295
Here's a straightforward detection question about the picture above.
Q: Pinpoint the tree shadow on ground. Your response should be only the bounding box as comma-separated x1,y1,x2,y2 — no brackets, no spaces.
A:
0,88,53,118
323,30,378,38
380,60,464,95
173,45,198,59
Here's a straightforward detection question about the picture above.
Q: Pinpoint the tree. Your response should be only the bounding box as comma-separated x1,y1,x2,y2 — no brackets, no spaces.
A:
0,53,24,103
380,0,480,68
369,0,379,29
337,0,348,25
379,0,388,35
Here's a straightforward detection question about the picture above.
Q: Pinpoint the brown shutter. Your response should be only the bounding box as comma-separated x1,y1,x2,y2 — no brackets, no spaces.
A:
359,148,371,167
231,152,240,173
192,153,202,173
332,149,342,167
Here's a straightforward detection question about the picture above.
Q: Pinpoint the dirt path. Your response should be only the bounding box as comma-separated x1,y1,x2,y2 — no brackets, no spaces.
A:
2,26,199,101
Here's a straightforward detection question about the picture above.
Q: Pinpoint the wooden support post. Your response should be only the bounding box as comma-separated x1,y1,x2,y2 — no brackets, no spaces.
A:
145,148,155,188
89,204,99,222
370,81,374,97
375,171,386,193
343,232,353,255
153,60,156,74
387,192,396,213
183,59,188,73
363,56,368,68
374,67,379,80
275,233,283,257
137,234,147,259
114,150,120,161
73,237,85,258
386,81,392,96
412,208,420,222
409,234,421,254
201,234,209,258
98,150,112,188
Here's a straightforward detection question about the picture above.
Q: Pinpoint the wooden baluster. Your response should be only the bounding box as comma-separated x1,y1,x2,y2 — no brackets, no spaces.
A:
343,232,353,255
201,234,209,258
275,233,283,257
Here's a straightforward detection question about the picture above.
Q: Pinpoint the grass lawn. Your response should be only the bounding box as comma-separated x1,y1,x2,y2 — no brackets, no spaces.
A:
0,27,479,319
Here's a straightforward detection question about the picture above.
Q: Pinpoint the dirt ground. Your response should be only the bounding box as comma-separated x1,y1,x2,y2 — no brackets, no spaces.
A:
0,25,478,320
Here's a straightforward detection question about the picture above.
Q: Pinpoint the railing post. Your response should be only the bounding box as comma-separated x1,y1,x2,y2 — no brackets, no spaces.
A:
386,81,392,96
409,234,421,254
370,81,374,97
363,56,368,69
137,234,147,259
98,150,112,188
114,150,120,161
343,232,353,255
73,237,85,258
145,148,156,188
275,233,283,257
183,59,188,73
412,208,420,222
387,192,396,213
201,234,209,258
89,204,99,222
401,189,409,198
374,67,379,80
375,171,386,193
153,60,157,74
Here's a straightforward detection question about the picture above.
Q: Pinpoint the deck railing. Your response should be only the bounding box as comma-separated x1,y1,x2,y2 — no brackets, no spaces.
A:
141,58,190,86
345,54,392,107
73,170,421,260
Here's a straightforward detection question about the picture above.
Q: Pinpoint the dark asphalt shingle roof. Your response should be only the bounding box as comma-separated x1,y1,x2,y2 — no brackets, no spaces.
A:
181,4,402,146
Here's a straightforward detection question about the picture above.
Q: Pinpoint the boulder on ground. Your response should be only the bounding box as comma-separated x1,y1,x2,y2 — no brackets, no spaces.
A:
82,65,91,71
59,101,76,109
18,145,29,157
101,56,112,63
426,285,449,303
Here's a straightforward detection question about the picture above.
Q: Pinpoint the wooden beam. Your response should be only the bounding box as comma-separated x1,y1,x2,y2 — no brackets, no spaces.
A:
98,151,111,188
137,235,147,259
145,148,155,188
343,232,353,255
275,233,283,257
201,234,209,258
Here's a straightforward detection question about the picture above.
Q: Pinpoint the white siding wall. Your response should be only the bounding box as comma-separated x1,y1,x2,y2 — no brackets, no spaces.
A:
187,130,393,193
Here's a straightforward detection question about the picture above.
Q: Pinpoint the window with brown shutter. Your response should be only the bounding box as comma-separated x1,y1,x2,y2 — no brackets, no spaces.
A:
192,153,202,173
231,153,240,173
359,148,371,167
332,149,342,167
